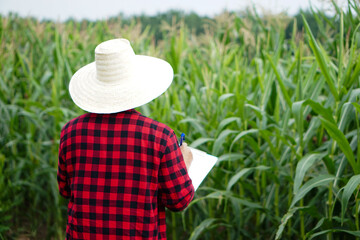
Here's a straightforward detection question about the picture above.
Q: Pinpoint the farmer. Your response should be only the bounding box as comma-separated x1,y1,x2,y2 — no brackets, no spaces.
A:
57,38,194,239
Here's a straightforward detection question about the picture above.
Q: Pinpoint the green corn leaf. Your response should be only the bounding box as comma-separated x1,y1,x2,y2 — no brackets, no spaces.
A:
212,129,238,156
228,195,264,209
319,117,358,174
179,118,207,137
230,129,259,151
189,138,214,148
339,102,356,132
188,218,218,240
309,229,360,240
302,15,339,101
275,207,296,240
291,175,335,208
245,103,264,119
306,100,335,124
338,12,344,87
349,52,360,87
189,188,264,210
186,191,224,209
259,129,279,159
292,100,306,146
227,168,253,191
275,206,309,240
353,102,360,114
218,93,235,104
293,152,327,194
216,117,241,136
334,135,359,187
13,180,48,195
227,166,270,191
341,175,360,224
305,218,326,239
322,155,336,175
339,89,360,132
343,25,360,88
303,117,321,145
292,99,335,126
218,153,245,163
266,53,292,107
330,0,342,15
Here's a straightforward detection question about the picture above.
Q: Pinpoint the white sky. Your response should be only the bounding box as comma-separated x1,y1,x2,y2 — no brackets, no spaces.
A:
0,0,349,21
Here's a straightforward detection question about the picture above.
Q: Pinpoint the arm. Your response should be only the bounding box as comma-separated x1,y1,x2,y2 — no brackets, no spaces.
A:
57,137,71,199
158,132,194,212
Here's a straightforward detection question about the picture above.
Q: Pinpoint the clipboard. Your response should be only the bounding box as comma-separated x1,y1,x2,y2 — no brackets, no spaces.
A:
187,147,218,190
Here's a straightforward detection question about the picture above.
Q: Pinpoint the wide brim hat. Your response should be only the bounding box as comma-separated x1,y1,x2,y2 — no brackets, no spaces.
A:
69,38,173,114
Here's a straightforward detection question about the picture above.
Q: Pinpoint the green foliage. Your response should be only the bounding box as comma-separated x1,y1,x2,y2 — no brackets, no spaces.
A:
1,1,360,239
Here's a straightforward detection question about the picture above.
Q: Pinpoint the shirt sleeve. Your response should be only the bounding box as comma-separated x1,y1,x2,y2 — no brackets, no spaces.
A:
57,135,71,199
158,131,194,212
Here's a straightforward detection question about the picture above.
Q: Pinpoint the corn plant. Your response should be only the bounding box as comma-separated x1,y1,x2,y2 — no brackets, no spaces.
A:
1,1,360,239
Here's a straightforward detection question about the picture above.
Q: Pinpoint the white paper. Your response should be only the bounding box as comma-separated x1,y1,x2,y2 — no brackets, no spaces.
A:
187,147,218,190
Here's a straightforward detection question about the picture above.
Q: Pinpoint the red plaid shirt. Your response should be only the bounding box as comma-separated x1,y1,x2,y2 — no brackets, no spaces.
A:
57,109,194,239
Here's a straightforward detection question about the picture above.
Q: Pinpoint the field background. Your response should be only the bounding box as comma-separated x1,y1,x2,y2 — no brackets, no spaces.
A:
1,1,360,239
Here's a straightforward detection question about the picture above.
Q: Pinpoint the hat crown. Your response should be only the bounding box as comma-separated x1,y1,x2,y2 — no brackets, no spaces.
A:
95,39,135,83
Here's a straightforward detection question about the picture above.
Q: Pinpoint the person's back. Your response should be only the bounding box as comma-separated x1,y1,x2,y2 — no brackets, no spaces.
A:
57,39,194,239
58,110,194,239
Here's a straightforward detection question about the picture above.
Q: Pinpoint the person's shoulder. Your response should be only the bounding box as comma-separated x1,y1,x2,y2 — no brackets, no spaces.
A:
134,110,174,137
61,113,92,132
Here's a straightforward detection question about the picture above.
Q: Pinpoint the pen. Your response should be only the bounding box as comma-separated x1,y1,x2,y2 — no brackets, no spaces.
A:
179,133,185,146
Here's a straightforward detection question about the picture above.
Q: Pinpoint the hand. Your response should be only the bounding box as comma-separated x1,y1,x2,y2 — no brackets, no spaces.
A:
180,143,193,171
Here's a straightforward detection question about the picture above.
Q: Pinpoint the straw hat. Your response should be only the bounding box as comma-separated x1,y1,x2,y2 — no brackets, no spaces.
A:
69,38,173,114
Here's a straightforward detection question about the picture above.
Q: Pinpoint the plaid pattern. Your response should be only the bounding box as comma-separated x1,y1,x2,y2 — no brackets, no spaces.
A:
58,109,194,239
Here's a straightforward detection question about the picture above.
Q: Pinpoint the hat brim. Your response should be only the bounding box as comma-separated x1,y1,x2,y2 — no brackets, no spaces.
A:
69,55,173,114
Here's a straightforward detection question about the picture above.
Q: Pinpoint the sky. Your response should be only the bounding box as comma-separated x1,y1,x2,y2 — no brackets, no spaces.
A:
0,0,349,21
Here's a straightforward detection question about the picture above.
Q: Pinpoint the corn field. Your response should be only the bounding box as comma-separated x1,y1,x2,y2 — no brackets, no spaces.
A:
1,1,360,239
